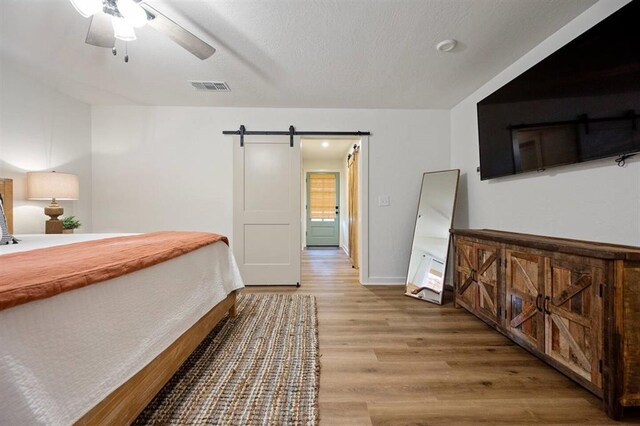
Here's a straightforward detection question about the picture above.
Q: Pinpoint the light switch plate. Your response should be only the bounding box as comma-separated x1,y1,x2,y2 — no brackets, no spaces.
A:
378,195,391,207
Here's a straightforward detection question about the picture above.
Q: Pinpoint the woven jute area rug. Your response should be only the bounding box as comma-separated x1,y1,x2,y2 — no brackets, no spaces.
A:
135,294,319,425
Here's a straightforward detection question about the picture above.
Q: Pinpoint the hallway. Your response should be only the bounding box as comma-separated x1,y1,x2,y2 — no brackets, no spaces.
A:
245,249,630,425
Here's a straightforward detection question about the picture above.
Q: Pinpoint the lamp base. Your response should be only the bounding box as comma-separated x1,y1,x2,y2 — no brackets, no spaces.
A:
44,201,64,234
46,219,63,234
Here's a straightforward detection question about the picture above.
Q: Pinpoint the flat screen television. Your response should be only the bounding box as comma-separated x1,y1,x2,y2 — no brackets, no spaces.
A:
477,0,640,180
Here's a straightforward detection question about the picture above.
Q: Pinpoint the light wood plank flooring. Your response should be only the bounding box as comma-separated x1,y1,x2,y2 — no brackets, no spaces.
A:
245,248,640,425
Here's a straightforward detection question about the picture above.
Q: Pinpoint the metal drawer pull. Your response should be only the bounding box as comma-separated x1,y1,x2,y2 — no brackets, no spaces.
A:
544,296,551,315
535,294,543,312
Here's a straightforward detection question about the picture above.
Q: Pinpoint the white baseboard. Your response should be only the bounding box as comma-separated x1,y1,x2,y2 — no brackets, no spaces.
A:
362,276,405,285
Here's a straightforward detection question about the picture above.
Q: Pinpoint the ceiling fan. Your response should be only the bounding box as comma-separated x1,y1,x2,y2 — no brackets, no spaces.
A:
69,0,215,60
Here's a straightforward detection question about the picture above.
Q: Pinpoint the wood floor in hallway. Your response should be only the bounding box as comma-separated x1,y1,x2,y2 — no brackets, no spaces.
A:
244,248,640,425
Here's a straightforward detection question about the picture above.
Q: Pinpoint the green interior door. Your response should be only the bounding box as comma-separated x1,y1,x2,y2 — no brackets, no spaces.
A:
306,172,339,246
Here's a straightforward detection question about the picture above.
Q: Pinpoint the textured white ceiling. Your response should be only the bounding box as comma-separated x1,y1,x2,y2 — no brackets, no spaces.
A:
0,0,596,108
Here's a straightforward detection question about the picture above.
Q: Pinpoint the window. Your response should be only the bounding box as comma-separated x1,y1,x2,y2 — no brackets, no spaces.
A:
309,173,336,221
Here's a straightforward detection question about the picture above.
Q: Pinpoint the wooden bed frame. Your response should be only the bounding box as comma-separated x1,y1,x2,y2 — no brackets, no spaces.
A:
76,290,238,425
0,176,238,425
0,178,13,234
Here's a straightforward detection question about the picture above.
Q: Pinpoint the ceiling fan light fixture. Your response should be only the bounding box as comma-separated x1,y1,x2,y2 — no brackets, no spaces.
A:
112,17,137,41
69,0,102,17
117,0,148,28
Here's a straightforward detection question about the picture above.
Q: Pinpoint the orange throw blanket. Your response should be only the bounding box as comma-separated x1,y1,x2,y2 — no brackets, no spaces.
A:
0,231,229,311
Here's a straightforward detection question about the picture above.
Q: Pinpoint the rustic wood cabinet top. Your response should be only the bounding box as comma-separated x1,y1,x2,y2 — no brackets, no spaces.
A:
451,229,640,261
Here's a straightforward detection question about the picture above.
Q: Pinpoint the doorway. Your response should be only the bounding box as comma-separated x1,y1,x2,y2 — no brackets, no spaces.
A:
301,138,360,267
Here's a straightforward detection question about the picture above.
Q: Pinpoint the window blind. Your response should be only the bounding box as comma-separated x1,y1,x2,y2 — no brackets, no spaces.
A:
309,173,336,220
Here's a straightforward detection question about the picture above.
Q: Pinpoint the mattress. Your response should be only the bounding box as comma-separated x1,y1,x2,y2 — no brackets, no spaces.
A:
0,233,244,425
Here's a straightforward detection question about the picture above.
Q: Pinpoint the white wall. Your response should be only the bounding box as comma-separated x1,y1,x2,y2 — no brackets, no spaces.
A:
450,0,639,246
92,107,450,283
0,61,92,234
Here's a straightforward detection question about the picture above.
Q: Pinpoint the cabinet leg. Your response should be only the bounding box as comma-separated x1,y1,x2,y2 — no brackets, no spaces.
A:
604,396,624,421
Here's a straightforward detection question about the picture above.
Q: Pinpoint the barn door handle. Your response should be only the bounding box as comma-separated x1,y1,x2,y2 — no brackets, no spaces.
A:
535,294,543,312
543,296,551,315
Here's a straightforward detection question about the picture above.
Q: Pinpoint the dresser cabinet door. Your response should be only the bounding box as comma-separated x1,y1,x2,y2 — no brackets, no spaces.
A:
505,250,545,352
544,255,604,389
475,243,500,325
454,238,476,311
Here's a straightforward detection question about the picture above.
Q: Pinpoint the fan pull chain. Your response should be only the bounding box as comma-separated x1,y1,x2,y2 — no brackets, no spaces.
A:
108,41,130,63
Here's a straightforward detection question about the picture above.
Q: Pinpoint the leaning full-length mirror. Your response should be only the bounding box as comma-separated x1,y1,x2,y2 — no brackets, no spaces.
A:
405,169,460,304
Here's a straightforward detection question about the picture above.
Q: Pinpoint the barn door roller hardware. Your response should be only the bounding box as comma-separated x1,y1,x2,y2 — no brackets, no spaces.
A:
223,126,371,147
239,125,246,147
289,125,295,147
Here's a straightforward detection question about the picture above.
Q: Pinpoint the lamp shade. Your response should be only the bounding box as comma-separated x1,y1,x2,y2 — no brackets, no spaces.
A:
27,172,80,201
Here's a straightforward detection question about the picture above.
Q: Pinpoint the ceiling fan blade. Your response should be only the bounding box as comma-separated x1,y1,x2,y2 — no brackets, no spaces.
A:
85,13,115,48
140,4,215,60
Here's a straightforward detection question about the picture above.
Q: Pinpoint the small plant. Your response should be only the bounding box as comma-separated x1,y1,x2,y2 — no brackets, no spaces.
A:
62,216,82,230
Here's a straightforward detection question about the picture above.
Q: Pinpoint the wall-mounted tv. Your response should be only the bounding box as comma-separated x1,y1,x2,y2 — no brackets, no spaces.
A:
477,0,640,181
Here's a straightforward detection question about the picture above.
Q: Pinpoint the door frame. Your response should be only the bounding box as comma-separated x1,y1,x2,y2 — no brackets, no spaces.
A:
231,133,370,285
306,171,340,247
354,136,369,284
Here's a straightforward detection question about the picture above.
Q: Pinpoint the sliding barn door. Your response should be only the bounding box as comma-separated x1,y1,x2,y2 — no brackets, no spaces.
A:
233,135,301,285
348,148,359,269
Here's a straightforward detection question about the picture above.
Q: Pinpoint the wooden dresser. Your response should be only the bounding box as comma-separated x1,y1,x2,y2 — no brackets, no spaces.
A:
451,229,640,420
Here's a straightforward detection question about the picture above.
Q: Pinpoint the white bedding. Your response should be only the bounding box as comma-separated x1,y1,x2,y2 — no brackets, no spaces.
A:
0,233,244,425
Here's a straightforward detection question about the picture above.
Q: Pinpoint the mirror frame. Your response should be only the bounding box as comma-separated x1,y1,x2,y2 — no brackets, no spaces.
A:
404,169,460,305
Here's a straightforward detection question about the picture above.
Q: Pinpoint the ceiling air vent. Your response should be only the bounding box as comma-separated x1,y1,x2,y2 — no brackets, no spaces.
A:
190,81,231,92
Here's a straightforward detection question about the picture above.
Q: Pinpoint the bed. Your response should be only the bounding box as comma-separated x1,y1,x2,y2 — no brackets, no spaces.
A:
0,182,244,425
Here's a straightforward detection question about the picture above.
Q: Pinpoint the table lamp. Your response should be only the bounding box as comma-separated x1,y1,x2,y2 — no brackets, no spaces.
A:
27,171,79,234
